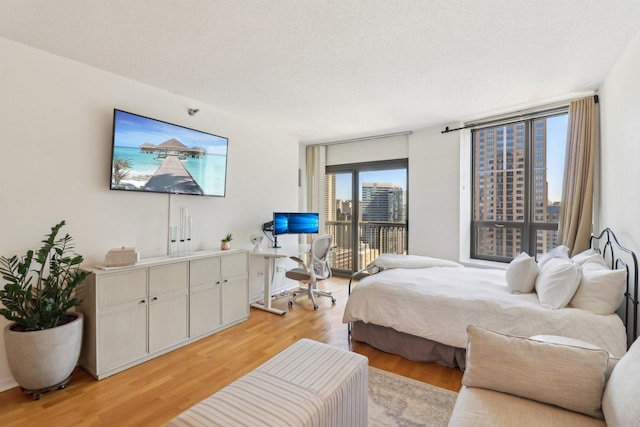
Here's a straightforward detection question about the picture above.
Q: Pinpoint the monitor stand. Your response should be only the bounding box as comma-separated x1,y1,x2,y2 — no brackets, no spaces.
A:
272,235,280,248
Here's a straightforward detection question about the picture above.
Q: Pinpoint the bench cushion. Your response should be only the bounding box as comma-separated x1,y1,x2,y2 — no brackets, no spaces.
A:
170,339,368,427
449,386,606,427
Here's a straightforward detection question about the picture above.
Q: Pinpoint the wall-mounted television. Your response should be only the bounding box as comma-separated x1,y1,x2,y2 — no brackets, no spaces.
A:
110,109,228,196
273,212,319,235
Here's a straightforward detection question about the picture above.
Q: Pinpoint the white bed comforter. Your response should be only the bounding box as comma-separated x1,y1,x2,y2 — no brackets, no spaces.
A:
342,266,627,357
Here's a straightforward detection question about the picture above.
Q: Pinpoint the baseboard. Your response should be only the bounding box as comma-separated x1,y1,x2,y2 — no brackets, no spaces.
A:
0,376,18,393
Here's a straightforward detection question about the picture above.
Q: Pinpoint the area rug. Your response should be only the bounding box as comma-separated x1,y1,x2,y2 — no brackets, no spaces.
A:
368,367,458,427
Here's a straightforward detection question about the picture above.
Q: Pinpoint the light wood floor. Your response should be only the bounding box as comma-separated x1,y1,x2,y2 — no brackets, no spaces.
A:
0,277,462,426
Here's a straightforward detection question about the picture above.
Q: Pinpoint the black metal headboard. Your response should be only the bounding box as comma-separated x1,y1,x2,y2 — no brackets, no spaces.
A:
590,228,639,347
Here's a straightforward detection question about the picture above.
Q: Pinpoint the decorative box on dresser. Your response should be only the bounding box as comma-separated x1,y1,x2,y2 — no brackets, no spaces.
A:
79,249,249,380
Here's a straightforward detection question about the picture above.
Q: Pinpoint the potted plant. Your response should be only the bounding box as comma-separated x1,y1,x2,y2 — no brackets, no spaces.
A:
221,233,233,250
0,220,88,399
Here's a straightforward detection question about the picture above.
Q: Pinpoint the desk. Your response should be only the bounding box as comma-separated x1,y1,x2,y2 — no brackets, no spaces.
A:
250,245,309,315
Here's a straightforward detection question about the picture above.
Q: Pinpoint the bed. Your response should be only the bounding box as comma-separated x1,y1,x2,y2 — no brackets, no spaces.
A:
343,228,639,369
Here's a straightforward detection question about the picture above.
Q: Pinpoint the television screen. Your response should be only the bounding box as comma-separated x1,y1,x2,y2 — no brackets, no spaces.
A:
110,109,228,196
273,212,319,235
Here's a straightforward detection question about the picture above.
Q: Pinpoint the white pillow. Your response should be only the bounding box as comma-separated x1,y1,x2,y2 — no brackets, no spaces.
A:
569,259,626,315
505,252,538,293
371,254,463,269
577,253,608,268
537,245,570,269
571,248,598,265
535,257,582,309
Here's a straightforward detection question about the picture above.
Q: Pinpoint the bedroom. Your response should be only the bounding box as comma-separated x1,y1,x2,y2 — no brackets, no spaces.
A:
0,0,640,422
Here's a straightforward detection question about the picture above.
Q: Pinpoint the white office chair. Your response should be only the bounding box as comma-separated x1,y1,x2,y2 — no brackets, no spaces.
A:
286,234,336,310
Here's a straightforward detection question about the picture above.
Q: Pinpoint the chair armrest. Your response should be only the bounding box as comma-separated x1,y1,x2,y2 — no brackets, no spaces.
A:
289,256,307,270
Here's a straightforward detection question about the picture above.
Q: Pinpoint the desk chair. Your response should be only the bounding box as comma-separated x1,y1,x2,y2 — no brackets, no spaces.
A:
286,234,336,310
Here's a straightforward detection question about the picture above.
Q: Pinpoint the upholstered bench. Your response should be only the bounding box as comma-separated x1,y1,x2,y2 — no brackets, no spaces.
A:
449,325,640,426
170,338,369,426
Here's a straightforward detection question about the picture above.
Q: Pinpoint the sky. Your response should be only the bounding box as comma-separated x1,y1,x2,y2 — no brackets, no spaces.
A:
546,114,568,202
113,110,228,155
335,169,407,201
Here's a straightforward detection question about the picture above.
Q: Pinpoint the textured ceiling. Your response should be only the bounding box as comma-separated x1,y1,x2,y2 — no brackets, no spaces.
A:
1,0,640,143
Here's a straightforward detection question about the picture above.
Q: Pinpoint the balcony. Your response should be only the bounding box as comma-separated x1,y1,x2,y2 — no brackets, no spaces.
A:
325,220,407,272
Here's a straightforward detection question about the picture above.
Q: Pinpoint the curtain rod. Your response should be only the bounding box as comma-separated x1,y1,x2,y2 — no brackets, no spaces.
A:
441,94,599,134
307,130,413,147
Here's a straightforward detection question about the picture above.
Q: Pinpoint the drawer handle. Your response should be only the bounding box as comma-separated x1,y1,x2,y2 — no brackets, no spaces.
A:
152,297,158,301
223,279,228,283
140,299,146,304
216,281,221,285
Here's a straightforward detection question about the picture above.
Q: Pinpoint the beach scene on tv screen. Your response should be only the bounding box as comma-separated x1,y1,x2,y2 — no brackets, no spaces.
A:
111,110,227,196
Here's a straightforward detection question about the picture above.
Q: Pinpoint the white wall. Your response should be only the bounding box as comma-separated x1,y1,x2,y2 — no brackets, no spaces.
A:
599,29,640,342
0,37,299,391
599,30,640,251
408,126,460,259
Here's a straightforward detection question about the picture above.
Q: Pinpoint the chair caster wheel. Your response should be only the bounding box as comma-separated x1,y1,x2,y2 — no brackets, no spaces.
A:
288,301,293,307
331,298,336,303
313,305,318,310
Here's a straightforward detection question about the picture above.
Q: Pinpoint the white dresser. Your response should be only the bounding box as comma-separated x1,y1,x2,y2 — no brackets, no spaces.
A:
79,249,249,380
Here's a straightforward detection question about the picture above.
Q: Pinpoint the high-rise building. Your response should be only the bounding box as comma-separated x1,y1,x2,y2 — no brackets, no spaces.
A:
325,173,336,223
360,182,405,254
361,182,405,222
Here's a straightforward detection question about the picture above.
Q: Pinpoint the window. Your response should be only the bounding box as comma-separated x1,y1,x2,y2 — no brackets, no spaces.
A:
471,112,568,262
325,159,408,273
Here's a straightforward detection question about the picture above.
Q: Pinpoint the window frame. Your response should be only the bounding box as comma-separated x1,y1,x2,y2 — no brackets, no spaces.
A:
325,158,409,273
470,111,567,262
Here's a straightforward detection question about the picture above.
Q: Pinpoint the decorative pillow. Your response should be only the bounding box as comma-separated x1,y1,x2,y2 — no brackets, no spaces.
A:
535,257,582,309
537,245,570,269
569,259,626,315
571,248,598,265
577,253,609,268
463,325,608,419
371,254,463,269
529,334,619,380
505,252,538,293
602,338,640,426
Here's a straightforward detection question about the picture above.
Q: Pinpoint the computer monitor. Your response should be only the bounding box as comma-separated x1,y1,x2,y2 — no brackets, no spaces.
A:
262,212,319,248
273,212,319,235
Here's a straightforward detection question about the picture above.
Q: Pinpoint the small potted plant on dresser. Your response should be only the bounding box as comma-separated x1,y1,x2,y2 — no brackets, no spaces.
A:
221,233,233,250
0,220,87,400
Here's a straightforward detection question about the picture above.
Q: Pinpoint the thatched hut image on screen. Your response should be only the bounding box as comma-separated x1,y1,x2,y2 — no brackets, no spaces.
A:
110,110,228,197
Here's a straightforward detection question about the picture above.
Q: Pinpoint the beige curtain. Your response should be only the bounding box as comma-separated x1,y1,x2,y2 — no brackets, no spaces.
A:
558,97,598,255
305,145,326,243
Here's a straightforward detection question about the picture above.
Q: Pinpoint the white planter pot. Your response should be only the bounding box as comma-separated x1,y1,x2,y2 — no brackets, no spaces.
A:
4,312,83,392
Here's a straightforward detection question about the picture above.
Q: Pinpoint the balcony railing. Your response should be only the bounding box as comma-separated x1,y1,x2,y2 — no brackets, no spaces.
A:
325,220,407,271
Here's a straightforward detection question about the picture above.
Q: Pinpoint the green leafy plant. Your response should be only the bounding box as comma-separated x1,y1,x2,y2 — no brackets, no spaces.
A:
221,233,233,242
0,221,88,331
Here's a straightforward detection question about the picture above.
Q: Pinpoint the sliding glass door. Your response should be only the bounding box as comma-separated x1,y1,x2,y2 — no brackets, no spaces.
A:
325,160,408,274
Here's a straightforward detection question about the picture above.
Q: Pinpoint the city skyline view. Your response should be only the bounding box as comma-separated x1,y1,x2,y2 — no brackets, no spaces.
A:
472,113,569,259
334,169,407,201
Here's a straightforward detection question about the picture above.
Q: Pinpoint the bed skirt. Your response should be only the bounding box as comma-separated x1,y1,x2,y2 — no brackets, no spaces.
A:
351,321,466,370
